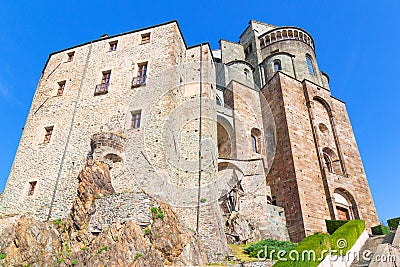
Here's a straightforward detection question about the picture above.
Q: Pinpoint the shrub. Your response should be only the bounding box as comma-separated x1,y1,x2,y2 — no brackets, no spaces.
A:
371,225,391,235
53,218,62,225
330,220,365,255
200,198,207,203
134,253,143,261
0,253,6,260
325,220,349,234
97,246,108,254
274,220,365,267
145,228,151,235
151,207,164,220
71,259,78,265
387,217,400,230
273,233,330,267
244,239,296,259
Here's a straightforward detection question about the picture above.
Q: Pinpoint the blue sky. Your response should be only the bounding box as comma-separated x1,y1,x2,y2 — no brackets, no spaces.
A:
0,0,398,223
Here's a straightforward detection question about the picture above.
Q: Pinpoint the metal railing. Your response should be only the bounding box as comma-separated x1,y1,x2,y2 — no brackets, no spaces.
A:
94,83,109,95
132,75,147,87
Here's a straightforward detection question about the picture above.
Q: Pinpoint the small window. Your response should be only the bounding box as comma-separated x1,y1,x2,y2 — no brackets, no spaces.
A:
251,128,262,153
109,41,118,51
141,33,151,44
273,60,281,72
131,111,141,129
95,70,111,95
244,44,253,56
251,135,258,153
102,70,111,85
132,63,148,87
323,153,333,173
44,126,54,143
244,68,249,79
28,181,37,196
306,54,314,75
67,52,75,62
57,80,66,96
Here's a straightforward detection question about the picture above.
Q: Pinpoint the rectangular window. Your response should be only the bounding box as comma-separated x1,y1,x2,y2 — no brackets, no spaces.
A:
95,71,111,95
109,41,118,51
43,126,54,143
131,111,141,129
28,181,37,196
141,33,151,44
102,70,111,85
67,51,75,62
57,80,66,96
132,63,147,87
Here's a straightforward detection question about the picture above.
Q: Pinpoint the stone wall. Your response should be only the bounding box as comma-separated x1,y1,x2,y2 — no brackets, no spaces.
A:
89,192,153,231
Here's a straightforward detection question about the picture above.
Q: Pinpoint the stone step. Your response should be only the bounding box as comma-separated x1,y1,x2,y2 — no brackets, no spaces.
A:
351,232,395,267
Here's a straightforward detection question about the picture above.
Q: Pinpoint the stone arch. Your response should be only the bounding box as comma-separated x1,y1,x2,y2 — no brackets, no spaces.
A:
322,147,341,174
217,115,235,158
313,96,332,114
333,188,360,220
217,162,246,214
251,128,262,154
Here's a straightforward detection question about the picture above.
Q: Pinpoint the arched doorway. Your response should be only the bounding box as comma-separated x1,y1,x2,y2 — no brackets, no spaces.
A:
333,189,359,220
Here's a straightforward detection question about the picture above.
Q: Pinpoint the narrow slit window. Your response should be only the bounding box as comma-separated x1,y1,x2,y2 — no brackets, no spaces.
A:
28,181,37,196
131,111,141,129
306,55,314,75
251,135,258,153
57,80,66,96
44,126,54,143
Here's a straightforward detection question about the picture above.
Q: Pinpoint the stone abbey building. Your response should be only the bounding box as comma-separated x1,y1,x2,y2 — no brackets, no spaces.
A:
0,20,379,258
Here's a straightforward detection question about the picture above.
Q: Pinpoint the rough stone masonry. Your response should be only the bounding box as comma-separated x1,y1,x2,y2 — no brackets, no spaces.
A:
0,19,379,260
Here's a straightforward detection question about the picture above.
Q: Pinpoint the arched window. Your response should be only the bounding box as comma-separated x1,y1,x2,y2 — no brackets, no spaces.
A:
251,128,262,153
273,60,281,72
244,68,249,80
306,54,314,75
323,153,333,173
251,135,257,153
322,147,342,174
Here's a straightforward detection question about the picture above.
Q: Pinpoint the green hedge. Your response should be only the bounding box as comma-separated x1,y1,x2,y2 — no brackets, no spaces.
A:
387,217,400,230
243,239,295,259
273,220,365,266
371,225,391,235
273,233,330,267
330,220,365,255
325,220,349,234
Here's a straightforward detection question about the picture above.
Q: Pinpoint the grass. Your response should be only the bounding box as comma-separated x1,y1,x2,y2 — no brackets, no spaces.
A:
228,243,268,263
244,239,296,259
151,207,164,220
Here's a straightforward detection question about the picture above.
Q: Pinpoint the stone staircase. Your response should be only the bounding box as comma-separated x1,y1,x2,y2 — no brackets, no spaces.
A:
351,231,395,267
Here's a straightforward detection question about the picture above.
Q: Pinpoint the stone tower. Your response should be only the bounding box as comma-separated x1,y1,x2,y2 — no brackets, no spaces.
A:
235,20,379,241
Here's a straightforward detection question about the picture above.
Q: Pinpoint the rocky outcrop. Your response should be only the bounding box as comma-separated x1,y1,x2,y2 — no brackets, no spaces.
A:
0,161,207,266
225,211,262,244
